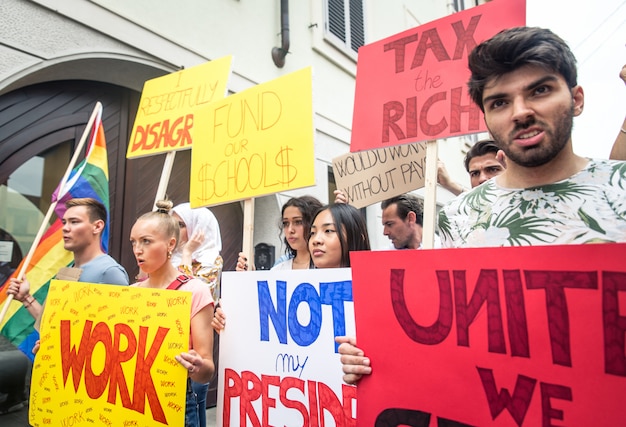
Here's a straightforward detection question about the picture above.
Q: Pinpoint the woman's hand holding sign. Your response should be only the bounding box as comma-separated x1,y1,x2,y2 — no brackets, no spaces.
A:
336,336,371,385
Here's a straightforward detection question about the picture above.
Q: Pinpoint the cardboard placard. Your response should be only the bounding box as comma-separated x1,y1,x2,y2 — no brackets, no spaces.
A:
332,141,427,208
55,267,82,281
217,269,356,426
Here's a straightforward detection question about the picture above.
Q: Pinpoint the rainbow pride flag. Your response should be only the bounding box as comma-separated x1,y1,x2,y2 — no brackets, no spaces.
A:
52,109,110,253
0,106,110,360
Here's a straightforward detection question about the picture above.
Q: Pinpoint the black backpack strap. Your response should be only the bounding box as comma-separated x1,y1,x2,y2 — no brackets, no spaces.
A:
166,274,192,290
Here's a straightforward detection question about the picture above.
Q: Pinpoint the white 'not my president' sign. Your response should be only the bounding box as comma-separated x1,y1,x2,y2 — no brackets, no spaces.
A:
217,268,356,426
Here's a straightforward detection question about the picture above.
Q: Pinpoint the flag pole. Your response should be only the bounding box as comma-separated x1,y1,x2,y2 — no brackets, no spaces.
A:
0,102,103,324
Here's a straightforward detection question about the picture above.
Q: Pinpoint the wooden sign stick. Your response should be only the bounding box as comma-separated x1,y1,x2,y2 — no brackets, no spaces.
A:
153,151,176,208
421,140,438,249
241,198,255,269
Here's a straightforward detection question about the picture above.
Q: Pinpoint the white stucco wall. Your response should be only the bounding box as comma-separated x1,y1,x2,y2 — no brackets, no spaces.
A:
0,0,475,255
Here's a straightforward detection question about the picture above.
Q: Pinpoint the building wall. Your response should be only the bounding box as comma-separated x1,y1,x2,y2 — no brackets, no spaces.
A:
0,0,475,256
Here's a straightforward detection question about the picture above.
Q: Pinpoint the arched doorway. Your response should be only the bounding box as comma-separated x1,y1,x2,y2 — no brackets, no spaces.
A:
0,80,133,261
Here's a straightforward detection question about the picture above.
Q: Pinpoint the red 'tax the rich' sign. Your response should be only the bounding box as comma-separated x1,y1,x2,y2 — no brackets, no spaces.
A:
350,0,525,152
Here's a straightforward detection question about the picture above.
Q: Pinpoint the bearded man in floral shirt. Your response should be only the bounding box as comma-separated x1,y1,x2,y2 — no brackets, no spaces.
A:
438,26,626,247
338,26,626,387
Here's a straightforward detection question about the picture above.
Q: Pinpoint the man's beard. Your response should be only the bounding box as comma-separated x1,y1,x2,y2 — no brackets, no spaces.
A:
495,103,574,168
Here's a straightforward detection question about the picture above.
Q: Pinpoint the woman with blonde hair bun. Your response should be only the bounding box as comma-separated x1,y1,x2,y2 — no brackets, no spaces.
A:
130,200,215,427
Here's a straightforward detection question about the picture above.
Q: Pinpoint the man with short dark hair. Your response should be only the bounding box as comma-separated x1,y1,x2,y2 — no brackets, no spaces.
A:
437,139,505,195
7,197,128,320
439,26,626,247
463,139,505,188
339,26,626,384
380,194,424,249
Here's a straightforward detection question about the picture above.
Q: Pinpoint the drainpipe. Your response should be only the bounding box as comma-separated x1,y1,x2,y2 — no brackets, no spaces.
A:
271,0,289,68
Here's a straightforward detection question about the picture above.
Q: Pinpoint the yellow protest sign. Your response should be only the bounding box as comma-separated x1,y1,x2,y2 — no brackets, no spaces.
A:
29,281,191,427
189,67,315,207
127,55,232,158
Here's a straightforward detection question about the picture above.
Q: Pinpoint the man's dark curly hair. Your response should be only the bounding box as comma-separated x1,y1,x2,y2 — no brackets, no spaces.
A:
463,139,500,172
468,27,578,112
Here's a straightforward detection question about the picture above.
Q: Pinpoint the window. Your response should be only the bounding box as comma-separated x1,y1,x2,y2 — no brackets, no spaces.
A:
325,0,365,58
452,0,481,12
0,142,71,283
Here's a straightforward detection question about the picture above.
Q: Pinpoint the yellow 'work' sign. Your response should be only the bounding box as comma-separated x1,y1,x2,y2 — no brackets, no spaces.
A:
29,281,191,427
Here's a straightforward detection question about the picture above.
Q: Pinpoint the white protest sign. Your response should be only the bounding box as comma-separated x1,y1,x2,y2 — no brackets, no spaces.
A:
217,269,356,426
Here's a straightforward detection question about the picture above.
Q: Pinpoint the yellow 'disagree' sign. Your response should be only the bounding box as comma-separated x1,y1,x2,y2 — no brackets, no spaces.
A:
127,55,232,158
189,67,315,207
29,281,191,427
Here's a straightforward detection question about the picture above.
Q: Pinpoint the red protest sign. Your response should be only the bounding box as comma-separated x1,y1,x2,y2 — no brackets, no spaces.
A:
350,244,626,426
350,0,525,152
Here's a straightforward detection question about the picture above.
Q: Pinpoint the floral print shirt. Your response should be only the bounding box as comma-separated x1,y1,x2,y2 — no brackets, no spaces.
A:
439,159,626,247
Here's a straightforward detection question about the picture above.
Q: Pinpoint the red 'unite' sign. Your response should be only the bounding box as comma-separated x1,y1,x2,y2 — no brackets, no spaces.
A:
350,0,525,152
350,244,626,426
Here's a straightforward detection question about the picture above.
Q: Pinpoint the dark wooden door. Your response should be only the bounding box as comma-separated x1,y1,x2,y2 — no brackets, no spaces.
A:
0,80,130,262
